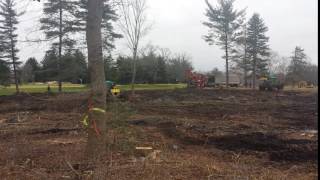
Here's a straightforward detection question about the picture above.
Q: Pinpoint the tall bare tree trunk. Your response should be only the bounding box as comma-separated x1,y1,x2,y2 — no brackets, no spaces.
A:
131,49,137,96
252,54,257,89
86,0,107,159
8,12,19,93
225,35,229,88
118,0,150,96
243,29,248,88
10,37,18,93
244,68,248,88
58,0,62,92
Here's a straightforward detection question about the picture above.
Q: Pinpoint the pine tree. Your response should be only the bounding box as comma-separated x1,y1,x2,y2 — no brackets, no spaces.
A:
86,0,107,160
247,13,270,89
40,0,79,92
0,25,8,85
40,47,59,82
233,24,251,87
60,50,88,83
287,46,308,86
203,0,245,87
0,60,10,86
0,0,21,92
21,57,40,83
74,0,122,53
104,55,118,81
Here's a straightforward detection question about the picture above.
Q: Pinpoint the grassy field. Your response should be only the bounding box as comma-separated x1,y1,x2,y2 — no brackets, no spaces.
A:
0,83,317,96
0,83,187,96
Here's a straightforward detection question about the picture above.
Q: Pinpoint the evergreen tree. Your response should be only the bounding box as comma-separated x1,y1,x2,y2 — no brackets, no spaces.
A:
40,48,59,82
166,54,193,83
0,60,10,86
74,0,122,53
0,0,21,92
137,51,159,83
85,0,107,158
203,0,245,87
60,50,88,83
104,55,118,81
116,56,132,84
246,13,270,88
40,0,79,91
0,26,9,85
233,24,251,87
286,46,308,86
21,57,40,83
156,56,167,83
303,63,318,86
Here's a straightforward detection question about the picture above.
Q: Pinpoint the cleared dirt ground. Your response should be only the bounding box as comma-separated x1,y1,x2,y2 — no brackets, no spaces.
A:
0,88,318,179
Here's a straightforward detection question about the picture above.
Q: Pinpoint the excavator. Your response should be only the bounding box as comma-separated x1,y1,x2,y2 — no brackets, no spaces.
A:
106,81,121,97
258,74,285,91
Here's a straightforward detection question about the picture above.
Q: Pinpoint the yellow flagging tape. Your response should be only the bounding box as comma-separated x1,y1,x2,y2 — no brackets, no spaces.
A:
136,147,153,150
91,108,106,113
82,115,89,127
81,108,106,127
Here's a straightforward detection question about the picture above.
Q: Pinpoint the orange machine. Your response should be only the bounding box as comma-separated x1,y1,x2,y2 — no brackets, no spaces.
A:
185,69,208,89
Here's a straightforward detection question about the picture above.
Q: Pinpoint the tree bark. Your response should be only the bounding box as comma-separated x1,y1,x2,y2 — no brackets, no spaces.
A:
244,67,248,88
11,45,19,93
225,37,229,88
58,0,63,92
10,34,19,93
131,49,137,96
252,54,257,89
8,10,19,93
86,0,107,160
243,30,248,88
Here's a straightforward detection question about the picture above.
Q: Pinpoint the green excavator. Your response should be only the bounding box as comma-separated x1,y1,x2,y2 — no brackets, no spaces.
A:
259,74,285,91
106,80,121,97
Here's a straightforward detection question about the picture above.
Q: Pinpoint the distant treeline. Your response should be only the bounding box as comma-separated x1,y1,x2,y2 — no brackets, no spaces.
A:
0,45,193,85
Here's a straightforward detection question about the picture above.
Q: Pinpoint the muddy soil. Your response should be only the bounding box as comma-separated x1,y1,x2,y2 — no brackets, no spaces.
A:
0,89,318,179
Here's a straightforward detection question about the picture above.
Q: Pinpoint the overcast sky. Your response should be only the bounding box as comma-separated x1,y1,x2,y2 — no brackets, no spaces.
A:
17,0,318,71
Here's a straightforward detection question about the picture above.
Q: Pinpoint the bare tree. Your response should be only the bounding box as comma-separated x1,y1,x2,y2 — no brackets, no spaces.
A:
118,0,150,95
86,0,107,159
268,51,290,75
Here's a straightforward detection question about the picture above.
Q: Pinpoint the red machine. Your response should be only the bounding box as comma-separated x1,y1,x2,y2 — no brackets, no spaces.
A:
185,69,208,89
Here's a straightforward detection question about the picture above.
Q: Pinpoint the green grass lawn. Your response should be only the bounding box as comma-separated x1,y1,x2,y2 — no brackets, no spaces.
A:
0,83,187,96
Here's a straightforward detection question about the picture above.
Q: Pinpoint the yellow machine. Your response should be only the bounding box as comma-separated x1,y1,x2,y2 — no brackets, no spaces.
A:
111,86,121,96
106,81,121,97
298,81,307,88
258,75,284,91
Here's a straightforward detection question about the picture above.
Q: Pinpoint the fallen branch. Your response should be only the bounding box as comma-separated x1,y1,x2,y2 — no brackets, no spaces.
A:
65,160,81,178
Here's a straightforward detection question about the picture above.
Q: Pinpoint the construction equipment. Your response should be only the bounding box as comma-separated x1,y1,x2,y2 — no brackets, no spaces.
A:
306,82,315,88
106,80,121,97
298,81,307,88
210,73,241,87
185,70,243,88
206,75,216,87
185,69,208,89
259,74,285,91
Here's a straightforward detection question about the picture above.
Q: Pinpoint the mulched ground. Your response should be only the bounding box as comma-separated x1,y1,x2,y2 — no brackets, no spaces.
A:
0,88,318,179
